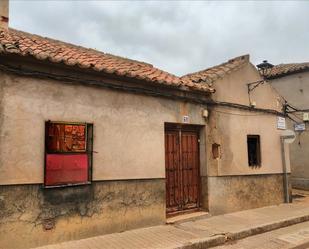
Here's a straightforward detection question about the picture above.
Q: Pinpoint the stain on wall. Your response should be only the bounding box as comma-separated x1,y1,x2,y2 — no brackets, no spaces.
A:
0,71,207,185
200,176,209,211
0,179,165,249
208,174,288,215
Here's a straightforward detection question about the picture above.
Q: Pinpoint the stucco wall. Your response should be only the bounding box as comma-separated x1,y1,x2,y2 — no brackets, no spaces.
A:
206,63,287,177
212,63,283,111
0,67,210,248
270,72,309,189
208,174,289,215
270,72,309,109
207,109,287,176
0,179,165,249
0,71,207,185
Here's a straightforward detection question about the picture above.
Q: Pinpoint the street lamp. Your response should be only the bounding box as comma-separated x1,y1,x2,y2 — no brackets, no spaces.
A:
256,60,274,77
247,60,274,107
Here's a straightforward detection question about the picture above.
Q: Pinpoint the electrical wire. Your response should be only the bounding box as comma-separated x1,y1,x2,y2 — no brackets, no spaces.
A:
213,109,268,116
0,62,286,118
288,109,309,113
288,112,303,122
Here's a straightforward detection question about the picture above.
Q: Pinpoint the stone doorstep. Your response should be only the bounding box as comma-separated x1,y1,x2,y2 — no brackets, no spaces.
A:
166,212,210,225
173,213,309,249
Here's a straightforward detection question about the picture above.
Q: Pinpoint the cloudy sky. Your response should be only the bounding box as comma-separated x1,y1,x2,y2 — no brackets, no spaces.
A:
9,0,309,76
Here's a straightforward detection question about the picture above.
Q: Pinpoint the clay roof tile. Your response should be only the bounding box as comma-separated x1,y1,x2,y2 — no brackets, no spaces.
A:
181,54,250,87
0,28,214,93
264,62,309,79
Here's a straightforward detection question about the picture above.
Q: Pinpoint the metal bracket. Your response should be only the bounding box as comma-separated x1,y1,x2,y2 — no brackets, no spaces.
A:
247,79,265,93
247,79,265,105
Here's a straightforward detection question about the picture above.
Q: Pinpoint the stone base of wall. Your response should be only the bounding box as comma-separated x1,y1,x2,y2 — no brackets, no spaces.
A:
207,174,289,215
0,179,165,249
291,177,309,190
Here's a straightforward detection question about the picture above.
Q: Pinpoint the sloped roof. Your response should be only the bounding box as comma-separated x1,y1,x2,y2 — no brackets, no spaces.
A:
181,54,250,85
0,28,214,93
265,62,309,79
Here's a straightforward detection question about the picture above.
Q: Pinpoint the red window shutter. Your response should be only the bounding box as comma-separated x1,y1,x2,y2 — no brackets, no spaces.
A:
45,122,92,187
45,154,88,186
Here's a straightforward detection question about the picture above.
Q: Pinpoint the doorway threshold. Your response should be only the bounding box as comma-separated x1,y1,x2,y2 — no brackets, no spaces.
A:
166,211,210,224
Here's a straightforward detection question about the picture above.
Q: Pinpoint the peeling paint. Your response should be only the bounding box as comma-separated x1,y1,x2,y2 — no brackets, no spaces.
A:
0,179,165,249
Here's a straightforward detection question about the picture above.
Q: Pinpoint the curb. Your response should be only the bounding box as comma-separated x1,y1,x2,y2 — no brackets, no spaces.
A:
175,214,309,248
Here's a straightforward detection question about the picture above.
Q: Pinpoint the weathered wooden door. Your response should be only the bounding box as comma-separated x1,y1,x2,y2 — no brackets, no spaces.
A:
165,126,200,214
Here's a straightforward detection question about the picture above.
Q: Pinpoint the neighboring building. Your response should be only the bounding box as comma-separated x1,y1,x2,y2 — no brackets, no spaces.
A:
181,55,290,215
0,2,290,249
266,63,309,190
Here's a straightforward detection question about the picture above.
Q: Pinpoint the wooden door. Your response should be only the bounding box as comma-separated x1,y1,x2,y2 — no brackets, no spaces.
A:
165,127,200,214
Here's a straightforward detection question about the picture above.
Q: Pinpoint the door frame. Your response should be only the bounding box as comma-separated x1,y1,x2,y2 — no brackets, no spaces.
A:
164,123,202,216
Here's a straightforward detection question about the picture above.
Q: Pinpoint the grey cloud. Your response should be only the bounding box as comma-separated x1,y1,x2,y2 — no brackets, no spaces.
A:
9,0,309,76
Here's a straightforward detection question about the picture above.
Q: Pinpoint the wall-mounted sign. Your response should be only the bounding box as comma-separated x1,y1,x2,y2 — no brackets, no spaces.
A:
182,116,190,123
295,123,306,131
277,117,286,130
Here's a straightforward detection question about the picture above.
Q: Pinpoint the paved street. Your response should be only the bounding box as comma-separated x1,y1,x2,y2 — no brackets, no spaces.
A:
33,192,309,249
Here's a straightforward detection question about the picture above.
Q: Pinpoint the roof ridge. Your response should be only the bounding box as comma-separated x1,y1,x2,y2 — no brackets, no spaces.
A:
181,54,249,84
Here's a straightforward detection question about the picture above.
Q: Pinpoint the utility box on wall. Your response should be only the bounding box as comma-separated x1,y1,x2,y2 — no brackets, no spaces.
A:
303,113,309,122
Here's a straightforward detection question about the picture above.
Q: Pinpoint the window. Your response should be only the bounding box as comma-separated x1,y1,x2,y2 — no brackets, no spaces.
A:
247,135,261,167
212,143,221,159
44,121,93,187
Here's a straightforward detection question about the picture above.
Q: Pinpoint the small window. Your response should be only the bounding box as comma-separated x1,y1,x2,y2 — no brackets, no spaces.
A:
212,143,221,159
247,135,261,167
44,121,93,187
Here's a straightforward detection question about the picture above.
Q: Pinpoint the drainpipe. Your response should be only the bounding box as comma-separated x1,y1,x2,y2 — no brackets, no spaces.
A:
280,135,293,203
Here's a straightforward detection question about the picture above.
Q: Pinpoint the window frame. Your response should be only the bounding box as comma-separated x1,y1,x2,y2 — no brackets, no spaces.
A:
247,135,261,167
44,121,93,188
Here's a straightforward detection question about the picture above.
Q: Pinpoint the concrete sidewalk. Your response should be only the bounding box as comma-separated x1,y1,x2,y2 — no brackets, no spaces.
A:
34,202,309,249
213,221,309,249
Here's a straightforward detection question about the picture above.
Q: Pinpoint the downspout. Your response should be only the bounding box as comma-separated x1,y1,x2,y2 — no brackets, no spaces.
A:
280,135,293,203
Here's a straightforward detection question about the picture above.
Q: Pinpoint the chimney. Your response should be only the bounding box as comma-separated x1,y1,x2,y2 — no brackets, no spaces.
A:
0,0,9,29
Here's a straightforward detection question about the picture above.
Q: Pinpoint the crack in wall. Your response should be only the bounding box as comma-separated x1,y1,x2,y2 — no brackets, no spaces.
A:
0,180,165,230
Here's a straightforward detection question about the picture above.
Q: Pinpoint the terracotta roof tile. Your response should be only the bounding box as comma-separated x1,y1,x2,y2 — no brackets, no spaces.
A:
265,62,309,79
181,54,250,85
0,28,214,93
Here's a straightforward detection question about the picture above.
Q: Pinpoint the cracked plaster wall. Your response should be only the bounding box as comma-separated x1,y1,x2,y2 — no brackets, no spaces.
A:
0,179,165,249
207,174,288,215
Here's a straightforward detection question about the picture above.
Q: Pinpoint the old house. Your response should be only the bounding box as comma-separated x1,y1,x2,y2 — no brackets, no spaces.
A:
0,1,290,249
181,55,290,215
266,62,309,190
